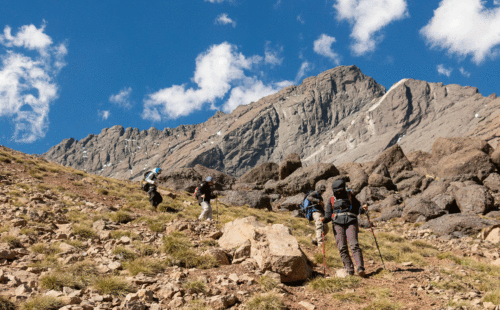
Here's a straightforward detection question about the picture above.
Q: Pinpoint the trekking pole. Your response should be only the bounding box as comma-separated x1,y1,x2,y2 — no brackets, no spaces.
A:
322,228,326,277
365,211,386,270
216,198,219,223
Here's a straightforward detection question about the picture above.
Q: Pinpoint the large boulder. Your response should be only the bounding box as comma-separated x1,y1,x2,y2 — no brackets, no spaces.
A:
367,144,413,180
453,184,495,214
421,214,498,237
278,153,302,180
220,190,272,210
238,163,279,185
337,163,368,194
431,137,494,158
432,149,495,181
492,148,500,167
218,217,312,282
367,194,402,212
193,165,236,191
402,195,448,223
356,186,392,205
483,173,500,193
269,163,339,196
160,165,235,192
274,193,305,212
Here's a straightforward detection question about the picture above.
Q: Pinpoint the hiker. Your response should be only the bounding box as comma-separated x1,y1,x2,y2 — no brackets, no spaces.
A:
143,167,163,208
196,176,217,221
306,184,329,247
323,179,368,277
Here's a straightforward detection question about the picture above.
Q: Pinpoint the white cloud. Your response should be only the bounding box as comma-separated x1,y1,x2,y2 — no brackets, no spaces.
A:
264,42,283,66
215,13,236,27
205,0,225,3
420,0,500,64
143,42,289,120
222,77,292,112
0,23,66,143
109,87,132,109
459,67,471,77
313,34,341,64
437,64,453,77
98,110,110,120
297,15,305,24
334,0,409,55
295,61,313,83
495,0,500,5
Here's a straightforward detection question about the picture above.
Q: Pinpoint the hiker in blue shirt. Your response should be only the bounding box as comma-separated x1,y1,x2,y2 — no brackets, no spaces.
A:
307,184,330,247
324,179,368,277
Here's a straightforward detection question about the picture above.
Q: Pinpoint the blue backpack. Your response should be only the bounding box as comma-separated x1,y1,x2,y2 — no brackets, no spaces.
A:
300,191,320,221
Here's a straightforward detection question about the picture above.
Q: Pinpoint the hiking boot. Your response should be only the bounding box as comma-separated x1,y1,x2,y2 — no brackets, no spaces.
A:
348,270,354,276
357,267,366,278
311,239,318,246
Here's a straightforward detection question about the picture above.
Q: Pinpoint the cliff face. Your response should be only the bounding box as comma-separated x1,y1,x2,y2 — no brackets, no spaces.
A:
43,65,500,180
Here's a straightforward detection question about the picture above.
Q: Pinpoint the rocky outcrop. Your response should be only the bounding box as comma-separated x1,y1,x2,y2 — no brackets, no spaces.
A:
220,191,272,210
237,162,279,185
218,217,312,282
421,214,498,237
43,66,500,182
278,153,302,181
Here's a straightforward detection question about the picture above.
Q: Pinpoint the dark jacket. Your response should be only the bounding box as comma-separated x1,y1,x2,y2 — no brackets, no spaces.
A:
324,191,364,225
196,181,217,203
306,190,325,213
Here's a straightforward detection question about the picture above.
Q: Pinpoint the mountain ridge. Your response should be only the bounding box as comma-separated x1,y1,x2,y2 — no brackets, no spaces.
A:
43,65,500,180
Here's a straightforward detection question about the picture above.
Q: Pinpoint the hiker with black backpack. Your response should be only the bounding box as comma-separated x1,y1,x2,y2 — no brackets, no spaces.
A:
195,176,217,221
142,167,163,208
323,179,368,277
302,184,329,247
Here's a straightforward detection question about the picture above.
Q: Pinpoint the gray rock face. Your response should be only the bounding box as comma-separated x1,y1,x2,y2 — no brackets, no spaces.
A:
278,153,302,181
43,66,500,181
421,214,498,237
237,162,279,185
220,190,271,210
453,185,495,215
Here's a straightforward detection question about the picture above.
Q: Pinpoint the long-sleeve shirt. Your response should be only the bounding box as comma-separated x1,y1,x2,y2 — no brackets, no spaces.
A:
306,190,325,213
196,181,217,203
144,170,159,184
324,191,364,225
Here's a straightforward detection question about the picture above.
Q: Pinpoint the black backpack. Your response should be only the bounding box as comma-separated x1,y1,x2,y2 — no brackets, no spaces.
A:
141,171,153,192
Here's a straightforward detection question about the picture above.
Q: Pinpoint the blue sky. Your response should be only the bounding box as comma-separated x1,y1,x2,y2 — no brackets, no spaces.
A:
1,0,500,154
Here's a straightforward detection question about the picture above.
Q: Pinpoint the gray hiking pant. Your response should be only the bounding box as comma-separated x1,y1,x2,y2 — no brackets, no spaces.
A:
199,201,213,221
333,222,364,273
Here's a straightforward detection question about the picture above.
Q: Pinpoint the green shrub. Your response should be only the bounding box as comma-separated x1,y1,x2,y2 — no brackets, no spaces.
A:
123,258,166,276
1,235,23,248
112,246,137,260
308,276,360,293
20,296,63,310
92,277,131,296
108,211,133,224
245,293,286,310
72,225,97,239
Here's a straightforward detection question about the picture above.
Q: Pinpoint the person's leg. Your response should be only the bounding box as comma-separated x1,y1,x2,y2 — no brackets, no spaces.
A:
312,212,324,246
206,202,213,221
333,224,354,274
346,223,365,275
199,201,209,220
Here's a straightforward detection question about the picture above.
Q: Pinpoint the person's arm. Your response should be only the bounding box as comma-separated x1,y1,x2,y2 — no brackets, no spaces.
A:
307,191,322,204
145,172,155,184
323,198,333,224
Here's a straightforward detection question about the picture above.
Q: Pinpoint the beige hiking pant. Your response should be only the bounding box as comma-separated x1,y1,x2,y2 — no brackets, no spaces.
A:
312,211,329,244
199,201,213,221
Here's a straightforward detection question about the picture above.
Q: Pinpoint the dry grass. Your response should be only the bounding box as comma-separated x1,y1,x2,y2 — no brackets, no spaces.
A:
123,258,167,276
20,296,64,310
1,235,23,248
92,276,131,296
259,275,280,292
245,293,286,310
0,296,16,310
308,276,361,293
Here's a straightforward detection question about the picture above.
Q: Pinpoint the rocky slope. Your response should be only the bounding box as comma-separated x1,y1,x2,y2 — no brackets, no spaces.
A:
42,65,500,181
3,145,500,309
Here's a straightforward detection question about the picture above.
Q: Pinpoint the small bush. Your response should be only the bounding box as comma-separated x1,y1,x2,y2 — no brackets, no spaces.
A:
163,232,191,254
110,230,137,240
112,246,137,260
0,156,11,163
72,225,97,239
123,258,166,276
20,296,64,310
30,243,61,255
0,295,16,310
40,272,77,290
1,235,23,248
148,222,165,232
28,169,44,179
245,293,286,310
259,275,279,292
92,276,131,296
308,276,360,293
183,280,206,294
108,211,133,224
97,188,109,195
483,290,500,305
